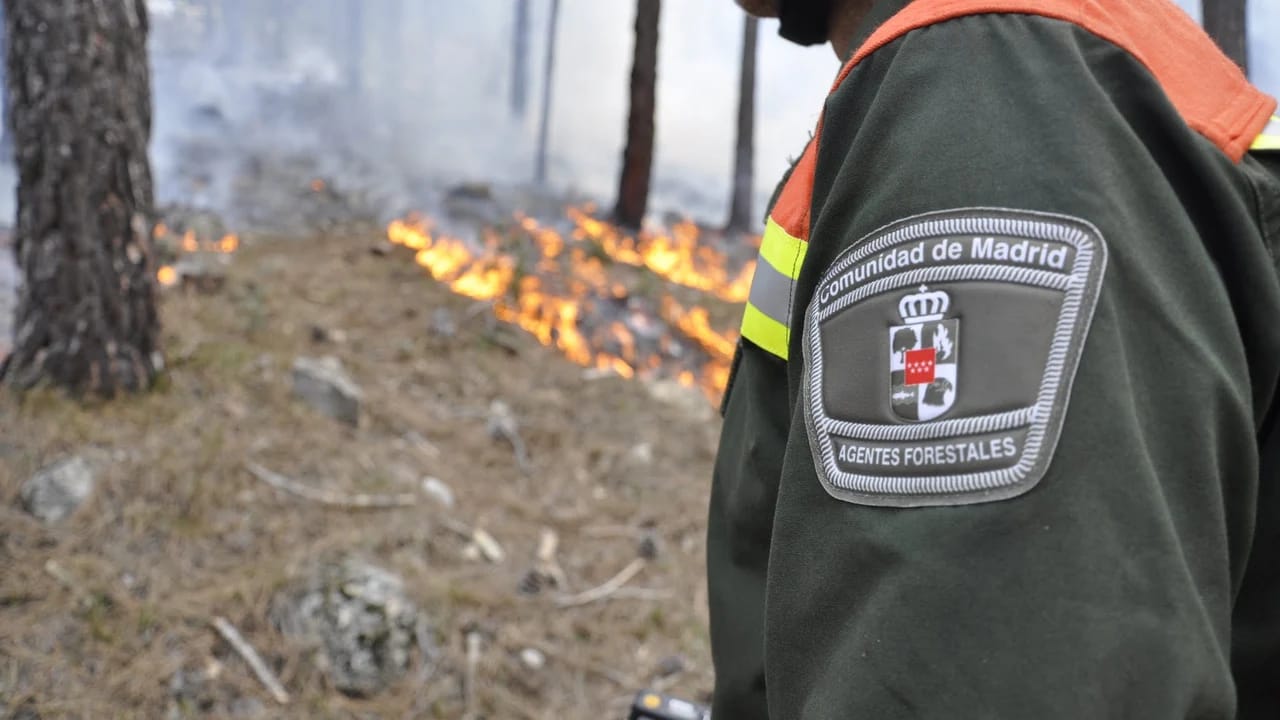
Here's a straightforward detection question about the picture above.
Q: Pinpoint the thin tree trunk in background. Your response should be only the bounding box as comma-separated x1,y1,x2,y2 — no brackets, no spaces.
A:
1204,0,1248,74
511,0,531,118
346,0,364,92
1,0,160,395
535,0,561,184
613,0,661,230
726,15,758,232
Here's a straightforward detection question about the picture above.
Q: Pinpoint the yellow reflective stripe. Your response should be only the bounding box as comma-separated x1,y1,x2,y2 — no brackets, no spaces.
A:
1252,115,1280,151
759,218,809,280
741,302,791,361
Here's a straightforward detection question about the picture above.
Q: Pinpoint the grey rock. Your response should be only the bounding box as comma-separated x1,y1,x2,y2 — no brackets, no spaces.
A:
430,308,457,338
270,557,429,698
173,254,229,293
655,654,687,678
20,457,95,523
291,356,362,426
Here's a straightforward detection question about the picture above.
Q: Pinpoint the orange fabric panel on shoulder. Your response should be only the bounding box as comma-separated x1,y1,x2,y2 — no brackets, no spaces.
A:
833,0,1277,162
770,139,820,241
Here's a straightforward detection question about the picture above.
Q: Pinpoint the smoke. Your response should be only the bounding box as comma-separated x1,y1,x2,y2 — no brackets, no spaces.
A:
4,1,1279,230
142,1,838,227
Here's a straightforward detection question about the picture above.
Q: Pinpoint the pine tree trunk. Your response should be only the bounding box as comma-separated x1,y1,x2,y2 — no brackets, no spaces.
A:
726,15,758,232
1203,0,1248,73
1,0,160,396
511,0,531,118
535,0,561,184
613,0,661,230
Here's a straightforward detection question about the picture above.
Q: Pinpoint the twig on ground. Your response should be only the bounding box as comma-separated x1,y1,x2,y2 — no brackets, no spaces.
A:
210,616,291,706
463,630,483,720
536,528,570,589
609,587,675,602
245,461,419,509
555,559,647,609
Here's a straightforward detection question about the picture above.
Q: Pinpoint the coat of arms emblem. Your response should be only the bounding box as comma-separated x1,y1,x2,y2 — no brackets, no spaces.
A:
889,286,958,422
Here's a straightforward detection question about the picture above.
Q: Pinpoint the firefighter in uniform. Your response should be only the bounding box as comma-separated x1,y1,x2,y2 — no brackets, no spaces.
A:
708,0,1280,717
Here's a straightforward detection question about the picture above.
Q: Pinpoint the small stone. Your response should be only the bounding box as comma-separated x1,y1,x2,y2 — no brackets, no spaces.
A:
420,477,455,509
655,654,687,678
20,456,95,523
291,356,362,426
174,254,229,293
431,308,457,338
516,569,546,596
519,647,546,671
309,326,348,345
637,532,662,561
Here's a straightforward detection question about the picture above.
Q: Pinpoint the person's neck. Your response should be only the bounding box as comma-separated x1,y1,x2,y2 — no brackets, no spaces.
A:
828,0,878,60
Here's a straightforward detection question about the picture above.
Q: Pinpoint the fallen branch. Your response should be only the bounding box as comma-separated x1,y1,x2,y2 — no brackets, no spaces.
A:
555,559,647,609
245,462,419,509
211,616,290,706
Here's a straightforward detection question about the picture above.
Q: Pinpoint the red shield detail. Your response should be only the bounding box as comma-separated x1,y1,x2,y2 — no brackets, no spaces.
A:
904,348,937,386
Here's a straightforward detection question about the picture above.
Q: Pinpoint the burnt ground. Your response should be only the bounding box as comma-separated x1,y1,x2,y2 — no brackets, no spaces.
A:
0,226,722,719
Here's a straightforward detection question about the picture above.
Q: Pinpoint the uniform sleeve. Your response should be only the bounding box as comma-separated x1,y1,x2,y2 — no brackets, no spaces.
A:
763,14,1280,719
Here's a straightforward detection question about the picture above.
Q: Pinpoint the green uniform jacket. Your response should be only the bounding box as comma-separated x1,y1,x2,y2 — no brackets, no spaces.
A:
708,1,1280,718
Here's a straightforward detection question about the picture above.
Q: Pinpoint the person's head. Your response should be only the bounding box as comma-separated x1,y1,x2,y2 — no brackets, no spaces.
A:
736,0,876,59
736,0,836,46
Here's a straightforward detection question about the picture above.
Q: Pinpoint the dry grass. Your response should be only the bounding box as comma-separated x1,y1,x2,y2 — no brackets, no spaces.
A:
0,226,721,719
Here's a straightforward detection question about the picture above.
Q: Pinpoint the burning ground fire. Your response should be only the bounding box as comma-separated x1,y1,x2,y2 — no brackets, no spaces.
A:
148,202,753,401
155,223,240,287
387,208,756,399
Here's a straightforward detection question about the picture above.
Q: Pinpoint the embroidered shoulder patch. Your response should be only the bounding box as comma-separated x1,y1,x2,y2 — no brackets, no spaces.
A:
802,208,1107,507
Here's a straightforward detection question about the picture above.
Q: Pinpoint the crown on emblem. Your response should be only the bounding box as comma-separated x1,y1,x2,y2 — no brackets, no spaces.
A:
898,285,951,323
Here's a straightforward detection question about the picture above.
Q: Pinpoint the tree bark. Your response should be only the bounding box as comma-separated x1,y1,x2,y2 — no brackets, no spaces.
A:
726,15,759,232
1,0,160,396
511,0,531,118
613,0,661,230
1203,0,1248,74
535,0,561,184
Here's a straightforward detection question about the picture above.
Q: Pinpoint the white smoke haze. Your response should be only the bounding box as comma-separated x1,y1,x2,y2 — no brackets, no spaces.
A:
144,0,841,227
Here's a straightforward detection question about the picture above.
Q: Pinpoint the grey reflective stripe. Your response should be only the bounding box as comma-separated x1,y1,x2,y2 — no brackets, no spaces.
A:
747,256,796,326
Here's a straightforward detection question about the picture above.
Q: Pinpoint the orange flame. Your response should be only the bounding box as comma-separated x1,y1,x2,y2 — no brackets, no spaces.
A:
567,206,757,303
388,210,750,400
153,225,241,286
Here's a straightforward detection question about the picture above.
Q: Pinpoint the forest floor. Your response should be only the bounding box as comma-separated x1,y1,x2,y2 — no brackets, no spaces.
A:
0,224,723,719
